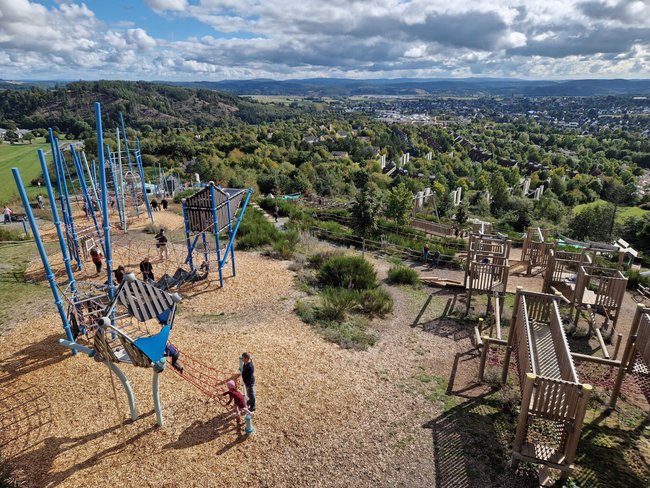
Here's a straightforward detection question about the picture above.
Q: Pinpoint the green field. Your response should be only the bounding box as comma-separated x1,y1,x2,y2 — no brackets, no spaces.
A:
0,141,51,204
573,199,648,222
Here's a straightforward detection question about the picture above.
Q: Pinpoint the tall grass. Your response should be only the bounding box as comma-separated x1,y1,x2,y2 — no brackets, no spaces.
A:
386,265,420,285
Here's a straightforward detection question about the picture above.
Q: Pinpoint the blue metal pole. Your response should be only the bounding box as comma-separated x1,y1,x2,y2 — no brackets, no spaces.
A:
201,231,209,270
54,137,82,271
49,131,71,248
119,112,140,218
61,147,81,208
12,167,76,349
135,138,154,223
181,199,195,272
96,102,114,302
220,188,253,276
71,145,104,254
39,149,78,301
223,190,236,276
107,145,124,227
209,183,224,287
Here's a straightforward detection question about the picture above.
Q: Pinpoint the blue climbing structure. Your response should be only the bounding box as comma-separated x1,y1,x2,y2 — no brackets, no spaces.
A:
181,182,253,288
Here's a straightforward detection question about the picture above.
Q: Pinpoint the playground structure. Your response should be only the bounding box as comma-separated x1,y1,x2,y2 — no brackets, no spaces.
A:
11,101,254,431
481,289,592,480
608,304,650,409
463,234,511,315
181,183,253,288
520,227,552,276
543,247,627,355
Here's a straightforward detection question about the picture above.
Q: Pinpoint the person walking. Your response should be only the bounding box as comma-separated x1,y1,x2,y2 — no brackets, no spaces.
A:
3,205,13,224
90,247,103,275
161,198,168,211
155,229,168,261
422,244,430,265
151,199,158,211
273,204,279,223
139,256,155,282
241,352,256,412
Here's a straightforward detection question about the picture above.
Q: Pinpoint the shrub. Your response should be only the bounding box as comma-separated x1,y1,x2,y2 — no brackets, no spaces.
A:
318,287,359,321
143,223,168,235
0,228,28,242
626,270,650,290
359,287,393,317
307,249,344,269
172,189,197,204
386,265,420,285
236,208,281,250
317,255,377,290
316,316,377,350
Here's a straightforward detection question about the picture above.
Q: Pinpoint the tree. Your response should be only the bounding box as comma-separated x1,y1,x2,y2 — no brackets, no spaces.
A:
489,173,510,216
568,203,616,242
454,203,469,226
384,182,414,225
350,189,382,237
5,130,18,143
23,132,35,144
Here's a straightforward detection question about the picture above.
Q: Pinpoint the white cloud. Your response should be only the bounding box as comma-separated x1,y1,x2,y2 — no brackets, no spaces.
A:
0,1,649,80
144,0,188,12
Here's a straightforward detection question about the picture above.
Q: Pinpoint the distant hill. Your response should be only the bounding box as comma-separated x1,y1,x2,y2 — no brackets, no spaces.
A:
171,78,650,97
0,80,295,133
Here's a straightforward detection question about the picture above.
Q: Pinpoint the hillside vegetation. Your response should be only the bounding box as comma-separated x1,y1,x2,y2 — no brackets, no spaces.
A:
0,80,298,134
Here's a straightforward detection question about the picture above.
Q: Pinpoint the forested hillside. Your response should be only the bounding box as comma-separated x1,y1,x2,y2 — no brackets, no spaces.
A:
0,80,298,135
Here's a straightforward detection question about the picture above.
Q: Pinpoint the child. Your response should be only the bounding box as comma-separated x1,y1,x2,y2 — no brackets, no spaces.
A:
140,256,155,282
161,198,168,211
241,352,256,411
90,247,103,274
223,380,251,418
155,229,168,260
422,244,430,265
3,206,13,224
164,342,184,373
114,265,125,285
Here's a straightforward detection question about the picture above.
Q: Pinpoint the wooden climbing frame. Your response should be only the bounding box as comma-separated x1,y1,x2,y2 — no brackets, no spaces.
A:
464,234,511,315
521,227,552,276
609,304,650,409
499,289,592,478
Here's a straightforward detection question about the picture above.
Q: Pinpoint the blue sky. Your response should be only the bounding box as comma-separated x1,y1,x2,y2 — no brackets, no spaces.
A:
1,0,649,81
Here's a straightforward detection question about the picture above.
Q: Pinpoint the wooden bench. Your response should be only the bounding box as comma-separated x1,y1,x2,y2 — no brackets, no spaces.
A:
633,284,650,303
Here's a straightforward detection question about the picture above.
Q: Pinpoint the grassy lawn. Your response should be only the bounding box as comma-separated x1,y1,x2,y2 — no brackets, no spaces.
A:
0,242,52,329
0,141,51,203
573,199,648,222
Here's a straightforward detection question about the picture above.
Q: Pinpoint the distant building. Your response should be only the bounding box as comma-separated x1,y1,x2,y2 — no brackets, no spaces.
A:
331,151,349,158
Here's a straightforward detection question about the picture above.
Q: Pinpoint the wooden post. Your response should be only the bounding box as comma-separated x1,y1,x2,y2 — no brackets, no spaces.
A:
511,373,536,468
609,304,645,409
478,336,490,380
563,384,593,475
613,333,623,360
502,287,523,385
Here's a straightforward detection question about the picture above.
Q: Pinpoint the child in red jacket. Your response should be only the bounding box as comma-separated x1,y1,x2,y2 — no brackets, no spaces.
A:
223,380,251,419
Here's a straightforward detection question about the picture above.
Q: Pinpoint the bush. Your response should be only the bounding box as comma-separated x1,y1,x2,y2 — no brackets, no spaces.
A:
318,287,359,321
143,223,168,235
316,316,377,350
172,189,197,204
626,270,650,290
0,227,29,242
270,229,299,260
307,250,344,269
317,255,377,290
359,287,393,317
386,265,420,285
236,208,281,250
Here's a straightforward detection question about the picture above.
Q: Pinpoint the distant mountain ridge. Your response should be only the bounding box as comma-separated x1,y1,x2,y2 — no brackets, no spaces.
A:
169,78,650,97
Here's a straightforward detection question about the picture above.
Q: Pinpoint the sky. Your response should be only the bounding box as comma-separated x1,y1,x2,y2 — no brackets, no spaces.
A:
0,0,649,81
